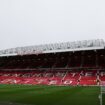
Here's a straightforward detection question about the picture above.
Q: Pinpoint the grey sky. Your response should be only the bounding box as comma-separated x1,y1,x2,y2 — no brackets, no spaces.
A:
0,0,105,50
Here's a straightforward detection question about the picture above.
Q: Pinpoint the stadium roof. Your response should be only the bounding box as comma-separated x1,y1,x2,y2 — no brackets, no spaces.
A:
0,39,105,56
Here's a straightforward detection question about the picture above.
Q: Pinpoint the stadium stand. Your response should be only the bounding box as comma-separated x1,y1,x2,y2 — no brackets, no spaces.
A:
0,39,105,86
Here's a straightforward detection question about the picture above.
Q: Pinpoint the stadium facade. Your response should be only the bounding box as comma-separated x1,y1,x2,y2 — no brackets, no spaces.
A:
0,39,105,86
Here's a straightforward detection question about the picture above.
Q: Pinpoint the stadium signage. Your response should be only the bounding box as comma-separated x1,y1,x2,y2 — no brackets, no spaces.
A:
17,50,43,55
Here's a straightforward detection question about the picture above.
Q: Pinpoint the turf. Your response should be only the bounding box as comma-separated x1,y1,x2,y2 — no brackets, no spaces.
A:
102,94,105,105
0,85,100,105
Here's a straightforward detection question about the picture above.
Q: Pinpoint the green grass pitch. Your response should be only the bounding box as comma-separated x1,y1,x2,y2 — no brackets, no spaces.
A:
0,85,100,105
102,94,105,105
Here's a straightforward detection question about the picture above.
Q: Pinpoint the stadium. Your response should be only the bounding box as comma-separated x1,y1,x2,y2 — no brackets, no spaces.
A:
0,0,105,105
0,39,105,105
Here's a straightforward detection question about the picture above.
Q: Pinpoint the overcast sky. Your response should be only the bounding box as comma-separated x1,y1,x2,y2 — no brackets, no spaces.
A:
0,0,105,50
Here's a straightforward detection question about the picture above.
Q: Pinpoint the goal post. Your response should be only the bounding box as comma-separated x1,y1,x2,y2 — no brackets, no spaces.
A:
100,81,105,105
